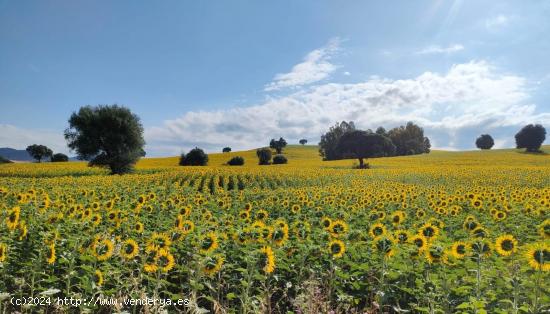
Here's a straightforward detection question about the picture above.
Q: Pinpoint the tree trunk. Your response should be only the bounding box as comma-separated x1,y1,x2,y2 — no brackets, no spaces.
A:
358,158,364,168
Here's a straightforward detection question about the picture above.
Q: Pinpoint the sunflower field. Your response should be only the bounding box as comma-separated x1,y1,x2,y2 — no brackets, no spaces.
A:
0,146,549,313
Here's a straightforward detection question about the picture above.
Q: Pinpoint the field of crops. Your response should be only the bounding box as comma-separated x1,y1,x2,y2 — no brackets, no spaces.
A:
0,145,549,313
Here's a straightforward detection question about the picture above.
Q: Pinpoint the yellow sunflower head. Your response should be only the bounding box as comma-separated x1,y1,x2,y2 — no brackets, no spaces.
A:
328,239,346,259
524,242,550,272
495,235,518,257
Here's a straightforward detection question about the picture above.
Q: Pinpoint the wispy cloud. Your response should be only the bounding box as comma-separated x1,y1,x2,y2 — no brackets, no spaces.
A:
485,14,510,30
146,61,549,156
416,44,464,55
264,37,341,91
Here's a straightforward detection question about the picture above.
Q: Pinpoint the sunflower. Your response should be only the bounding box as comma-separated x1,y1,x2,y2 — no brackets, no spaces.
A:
259,246,276,273
272,225,289,246
239,210,250,220
329,220,348,238
199,232,219,253
409,234,428,252
202,254,224,276
133,222,144,233
524,242,550,271
463,219,479,231
495,235,518,256
450,241,468,259
46,243,56,264
0,243,7,262
290,204,301,214
320,217,332,230
425,244,444,264
91,213,102,227
369,222,387,238
539,219,550,239
470,240,492,258
373,236,397,258
293,221,311,240
493,211,507,221
416,209,426,219
255,209,269,221
143,247,158,273
6,206,20,231
17,220,28,241
94,270,104,287
147,232,172,251
394,230,410,244
93,238,114,261
471,226,489,239
156,248,175,272
418,223,439,240
391,211,406,225
179,220,195,234
120,239,139,260
328,239,346,259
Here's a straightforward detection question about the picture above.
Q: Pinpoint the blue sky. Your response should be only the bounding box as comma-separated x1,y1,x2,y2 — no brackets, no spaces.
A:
1,0,549,156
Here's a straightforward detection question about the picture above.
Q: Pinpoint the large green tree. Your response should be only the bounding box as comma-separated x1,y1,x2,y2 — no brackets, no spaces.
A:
319,121,356,160
269,137,287,154
388,122,431,156
515,124,546,152
25,144,53,162
336,130,396,168
64,105,145,174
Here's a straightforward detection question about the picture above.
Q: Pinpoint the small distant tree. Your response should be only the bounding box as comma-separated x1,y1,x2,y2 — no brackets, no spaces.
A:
270,137,287,154
475,134,495,150
227,156,244,166
375,126,387,136
272,154,288,164
337,131,396,168
65,105,146,174
179,148,209,166
299,139,308,145
222,147,232,153
51,153,69,162
515,124,546,152
25,144,53,163
256,148,272,165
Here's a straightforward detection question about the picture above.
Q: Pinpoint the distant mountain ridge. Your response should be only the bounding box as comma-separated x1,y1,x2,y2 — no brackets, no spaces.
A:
0,147,78,162
0,147,33,161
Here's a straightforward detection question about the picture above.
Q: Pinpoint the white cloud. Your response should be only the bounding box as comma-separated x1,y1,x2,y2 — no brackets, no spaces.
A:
146,61,550,156
264,37,341,91
416,44,464,55
0,124,69,154
485,14,510,30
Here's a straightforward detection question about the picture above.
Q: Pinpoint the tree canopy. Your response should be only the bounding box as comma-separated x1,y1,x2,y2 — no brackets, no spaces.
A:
387,122,431,156
476,134,495,150
269,137,287,154
319,121,356,160
64,105,145,174
25,144,53,163
515,124,546,152
179,148,209,166
51,153,69,162
336,130,396,168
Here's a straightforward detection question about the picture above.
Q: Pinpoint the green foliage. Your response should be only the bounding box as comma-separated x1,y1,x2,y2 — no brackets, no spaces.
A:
319,121,356,160
476,134,495,150
515,124,546,152
227,156,245,166
256,147,272,165
50,153,69,162
299,139,308,145
25,144,53,163
388,122,431,156
64,105,145,174
180,148,209,166
272,154,288,164
337,130,396,168
269,137,287,154
0,155,12,164
222,147,231,153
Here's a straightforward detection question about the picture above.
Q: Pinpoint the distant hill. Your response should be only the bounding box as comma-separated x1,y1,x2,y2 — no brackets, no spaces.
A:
0,147,33,161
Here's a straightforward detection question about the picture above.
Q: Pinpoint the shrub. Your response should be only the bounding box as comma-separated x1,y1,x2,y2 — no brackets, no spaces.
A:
299,139,308,145
256,148,272,165
222,147,231,153
51,153,69,162
476,134,494,150
272,154,288,164
515,124,546,152
180,148,209,166
227,156,244,166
